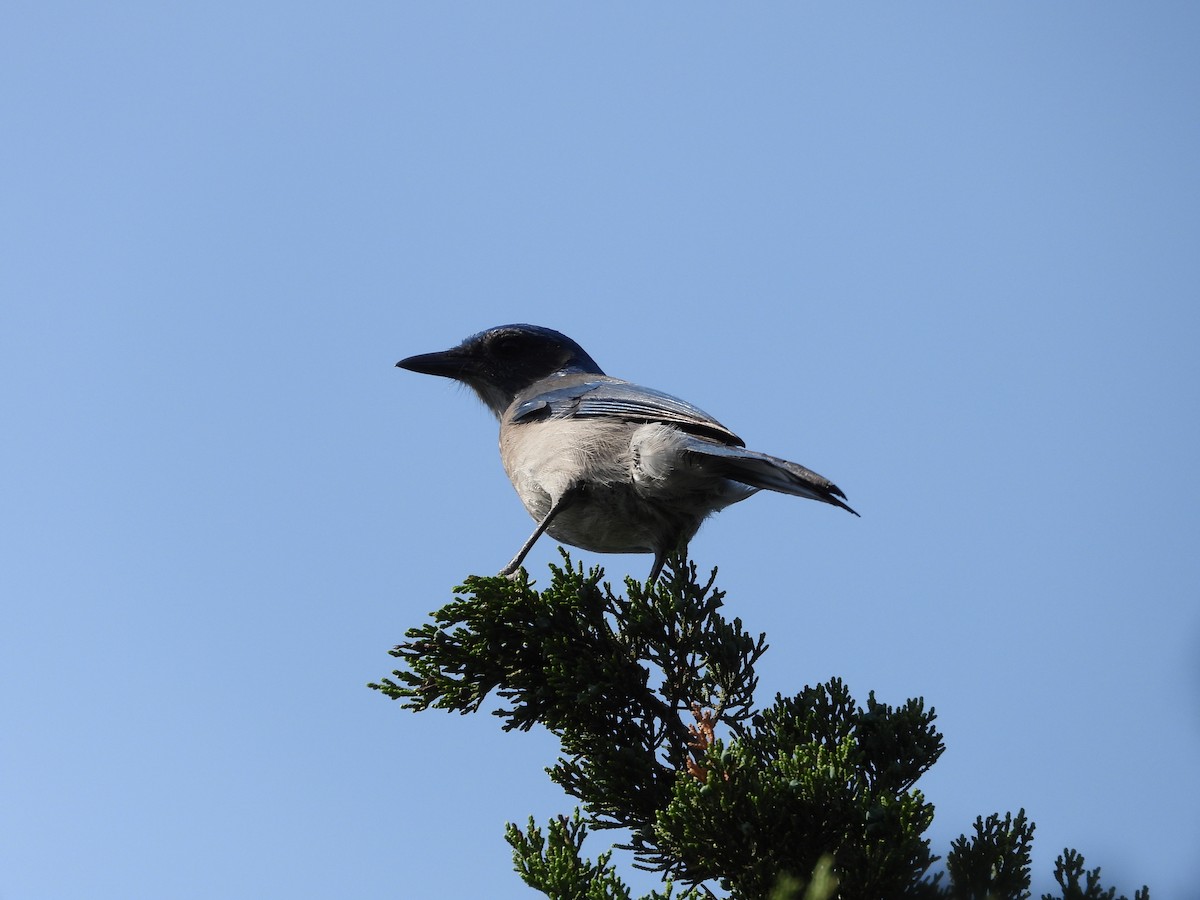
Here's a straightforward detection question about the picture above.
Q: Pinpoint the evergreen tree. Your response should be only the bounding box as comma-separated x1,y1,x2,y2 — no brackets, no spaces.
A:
371,554,1148,900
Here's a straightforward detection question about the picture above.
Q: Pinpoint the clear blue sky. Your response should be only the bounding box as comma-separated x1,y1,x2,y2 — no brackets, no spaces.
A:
3,5,1197,898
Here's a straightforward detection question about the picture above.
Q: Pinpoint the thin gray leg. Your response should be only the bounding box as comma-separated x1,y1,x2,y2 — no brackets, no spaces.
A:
499,494,571,577
647,553,667,584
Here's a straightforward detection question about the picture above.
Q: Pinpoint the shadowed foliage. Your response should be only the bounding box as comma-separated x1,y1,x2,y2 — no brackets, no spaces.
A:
371,554,1148,900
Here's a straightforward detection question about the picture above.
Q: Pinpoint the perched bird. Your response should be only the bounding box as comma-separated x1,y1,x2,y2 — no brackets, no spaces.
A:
397,324,857,581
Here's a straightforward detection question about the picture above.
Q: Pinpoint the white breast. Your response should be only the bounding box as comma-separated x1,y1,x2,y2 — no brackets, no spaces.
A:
499,416,637,520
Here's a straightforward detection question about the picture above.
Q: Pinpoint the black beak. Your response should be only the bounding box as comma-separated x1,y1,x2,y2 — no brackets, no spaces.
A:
396,348,476,380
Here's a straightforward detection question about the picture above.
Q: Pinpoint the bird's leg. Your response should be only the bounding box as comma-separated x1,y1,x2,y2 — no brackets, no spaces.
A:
647,532,692,583
647,553,667,584
499,491,576,578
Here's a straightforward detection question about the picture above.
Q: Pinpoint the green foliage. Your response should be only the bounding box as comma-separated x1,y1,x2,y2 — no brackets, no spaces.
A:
1040,850,1149,900
370,553,1148,900
654,681,944,897
506,809,704,900
372,554,764,845
945,811,1035,900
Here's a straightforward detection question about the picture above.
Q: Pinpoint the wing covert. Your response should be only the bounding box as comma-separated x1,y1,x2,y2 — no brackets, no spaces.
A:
511,379,744,446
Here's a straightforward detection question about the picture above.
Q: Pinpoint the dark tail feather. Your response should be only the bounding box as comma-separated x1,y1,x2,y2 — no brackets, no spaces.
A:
684,440,860,516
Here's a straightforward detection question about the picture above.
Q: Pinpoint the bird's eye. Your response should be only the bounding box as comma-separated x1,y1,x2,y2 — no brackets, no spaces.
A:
491,335,525,357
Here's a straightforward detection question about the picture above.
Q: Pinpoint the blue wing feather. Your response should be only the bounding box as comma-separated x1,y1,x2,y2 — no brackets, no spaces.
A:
512,379,744,446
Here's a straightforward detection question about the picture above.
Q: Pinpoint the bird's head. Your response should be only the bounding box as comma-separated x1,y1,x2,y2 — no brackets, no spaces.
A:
396,324,605,417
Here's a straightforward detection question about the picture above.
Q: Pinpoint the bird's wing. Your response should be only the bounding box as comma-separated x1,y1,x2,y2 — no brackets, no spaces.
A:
511,379,745,446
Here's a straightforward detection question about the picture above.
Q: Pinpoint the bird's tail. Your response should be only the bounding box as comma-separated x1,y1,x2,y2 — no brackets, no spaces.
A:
684,439,860,516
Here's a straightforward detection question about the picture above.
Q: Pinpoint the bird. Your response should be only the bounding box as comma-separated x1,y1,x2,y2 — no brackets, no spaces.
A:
396,324,857,581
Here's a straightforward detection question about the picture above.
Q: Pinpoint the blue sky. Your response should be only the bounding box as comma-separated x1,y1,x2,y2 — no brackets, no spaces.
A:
2,4,1197,898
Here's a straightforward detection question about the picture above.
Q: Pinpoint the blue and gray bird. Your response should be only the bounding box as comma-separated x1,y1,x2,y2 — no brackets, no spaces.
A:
397,324,857,580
